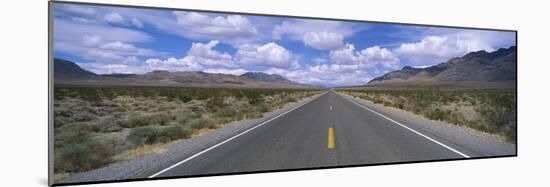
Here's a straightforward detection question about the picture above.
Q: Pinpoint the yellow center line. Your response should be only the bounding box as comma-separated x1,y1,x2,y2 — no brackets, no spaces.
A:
328,127,335,149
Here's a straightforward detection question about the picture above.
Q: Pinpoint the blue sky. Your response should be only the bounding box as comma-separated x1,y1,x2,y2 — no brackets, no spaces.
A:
53,3,516,87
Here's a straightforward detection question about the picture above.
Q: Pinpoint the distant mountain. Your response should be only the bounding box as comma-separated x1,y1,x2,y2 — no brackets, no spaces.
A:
239,72,296,84
53,58,308,88
139,70,247,85
367,46,516,88
100,73,138,78
54,58,98,80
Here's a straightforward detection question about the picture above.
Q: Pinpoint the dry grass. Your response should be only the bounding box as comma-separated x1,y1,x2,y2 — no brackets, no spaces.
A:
190,128,215,138
112,140,180,161
53,173,70,183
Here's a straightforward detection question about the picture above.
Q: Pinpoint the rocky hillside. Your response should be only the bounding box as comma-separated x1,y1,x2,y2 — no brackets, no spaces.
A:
367,46,516,88
54,58,98,80
239,72,295,84
53,58,307,88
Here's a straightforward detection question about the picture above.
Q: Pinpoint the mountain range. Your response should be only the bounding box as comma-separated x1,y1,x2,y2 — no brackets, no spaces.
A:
367,46,517,88
53,58,308,88
54,46,516,89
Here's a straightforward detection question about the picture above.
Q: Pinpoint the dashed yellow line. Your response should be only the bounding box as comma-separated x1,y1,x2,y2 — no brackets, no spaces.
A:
328,128,335,149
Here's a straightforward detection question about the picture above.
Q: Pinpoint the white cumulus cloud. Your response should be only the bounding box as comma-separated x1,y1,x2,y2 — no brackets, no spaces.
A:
81,35,102,47
104,12,126,25
235,42,298,69
203,68,247,75
55,4,98,23
55,28,160,67
186,40,236,68
265,65,372,87
329,44,399,69
145,57,203,72
172,11,258,44
361,46,400,69
303,31,344,50
131,17,144,28
100,41,138,52
77,56,144,74
273,19,355,40
144,40,239,72
394,34,494,65
272,19,357,50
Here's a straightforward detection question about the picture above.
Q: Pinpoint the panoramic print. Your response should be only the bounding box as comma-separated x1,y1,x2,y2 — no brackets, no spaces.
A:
51,2,517,185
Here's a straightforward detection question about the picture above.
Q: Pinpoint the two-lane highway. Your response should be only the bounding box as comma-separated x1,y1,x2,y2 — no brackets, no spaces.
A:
152,90,466,178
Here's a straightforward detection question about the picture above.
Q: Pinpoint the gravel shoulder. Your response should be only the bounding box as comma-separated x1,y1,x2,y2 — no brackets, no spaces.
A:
337,92,516,157
61,92,326,184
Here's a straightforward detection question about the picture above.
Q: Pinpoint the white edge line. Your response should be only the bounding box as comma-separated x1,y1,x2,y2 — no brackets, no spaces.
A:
338,93,471,158
148,91,328,178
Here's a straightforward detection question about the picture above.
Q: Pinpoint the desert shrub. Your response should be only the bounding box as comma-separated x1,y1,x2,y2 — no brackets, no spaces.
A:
412,106,422,115
396,102,404,109
471,121,498,134
255,103,272,113
102,136,129,154
71,110,96,122
427,108,450,121
134,104,151,112
176,111,199,124
177,94,192,103
54,106,73,118
186,100,208,114
54,134,114,173
54,116,71,128
448,112,469,126
248,96,265,105
158,125,192,142
188,117,218,130
127,127,160,146
238,104,254,114
188,119,202,131
237,105,257,119
127,113,150,127
478,93,516,141
95,99,118,107
478,94,515,126
372,97,384,104
150,112,172,126
394,97,405,109
55,122,93,142
206,96,226,112
55,85,322,142
283,96,297,103
104,105,126,113
214,107,238,119
245,112,263,119
199,117,218,129
96,116,123,132
155,102,171,111
504,124,517,143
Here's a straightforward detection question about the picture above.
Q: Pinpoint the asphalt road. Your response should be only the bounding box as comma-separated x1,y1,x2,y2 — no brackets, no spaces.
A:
152,90,476,178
